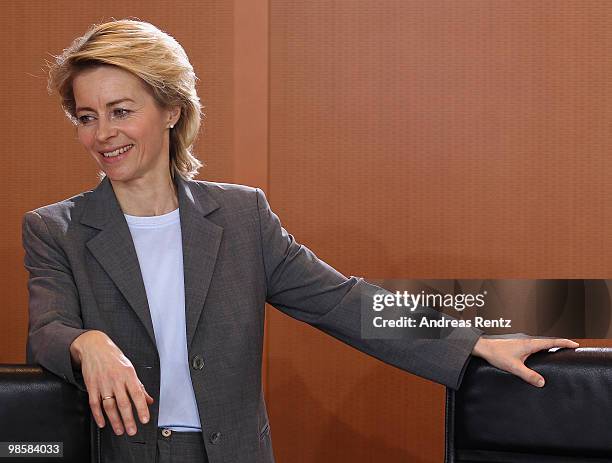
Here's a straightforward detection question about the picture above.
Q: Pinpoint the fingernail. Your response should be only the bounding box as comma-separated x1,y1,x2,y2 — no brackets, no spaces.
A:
128,427,136,435
538,378,545,387
141,416,149,424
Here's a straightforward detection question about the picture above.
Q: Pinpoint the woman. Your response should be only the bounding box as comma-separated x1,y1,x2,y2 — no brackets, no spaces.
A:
23,19,578,463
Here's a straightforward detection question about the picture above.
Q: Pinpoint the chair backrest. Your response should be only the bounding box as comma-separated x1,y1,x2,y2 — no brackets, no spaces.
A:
446,348,612,463
0,364,98,463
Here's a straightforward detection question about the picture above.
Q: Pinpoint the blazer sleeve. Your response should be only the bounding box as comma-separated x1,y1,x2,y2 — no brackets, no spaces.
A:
22,211,89,392
255,188,482,390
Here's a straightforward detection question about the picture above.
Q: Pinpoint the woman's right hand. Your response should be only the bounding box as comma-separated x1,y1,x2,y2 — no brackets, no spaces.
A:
69,330,154,436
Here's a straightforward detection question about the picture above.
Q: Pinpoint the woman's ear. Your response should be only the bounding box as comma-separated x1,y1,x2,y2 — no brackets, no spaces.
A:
167,105,181,127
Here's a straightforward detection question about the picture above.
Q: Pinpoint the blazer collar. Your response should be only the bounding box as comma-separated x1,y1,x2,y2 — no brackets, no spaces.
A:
81,175,223,351
80,175,220,229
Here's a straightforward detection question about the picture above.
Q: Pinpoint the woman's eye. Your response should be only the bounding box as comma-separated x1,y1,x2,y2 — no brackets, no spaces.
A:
113,108,131,118
77,115,95,125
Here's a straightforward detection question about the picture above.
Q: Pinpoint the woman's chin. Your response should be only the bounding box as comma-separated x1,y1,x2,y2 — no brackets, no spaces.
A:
102,168,133,183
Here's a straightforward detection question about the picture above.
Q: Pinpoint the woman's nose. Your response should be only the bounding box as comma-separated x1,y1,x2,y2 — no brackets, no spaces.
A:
95,117,118,142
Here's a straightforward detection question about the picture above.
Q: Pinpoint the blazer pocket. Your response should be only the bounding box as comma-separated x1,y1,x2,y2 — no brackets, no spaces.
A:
126,430,147,444
259,422,270,441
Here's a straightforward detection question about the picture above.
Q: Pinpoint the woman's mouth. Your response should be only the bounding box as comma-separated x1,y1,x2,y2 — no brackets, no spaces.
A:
99,144,134,162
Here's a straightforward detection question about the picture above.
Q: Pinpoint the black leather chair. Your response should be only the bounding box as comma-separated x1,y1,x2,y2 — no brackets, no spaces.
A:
5,349,612,463
0,364,98,463
446,348,612,463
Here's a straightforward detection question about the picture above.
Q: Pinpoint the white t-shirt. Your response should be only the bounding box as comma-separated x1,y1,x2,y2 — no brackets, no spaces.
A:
125,208,201,432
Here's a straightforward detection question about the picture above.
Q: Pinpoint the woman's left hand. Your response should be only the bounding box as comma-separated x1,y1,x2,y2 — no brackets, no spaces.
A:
471,335,579,387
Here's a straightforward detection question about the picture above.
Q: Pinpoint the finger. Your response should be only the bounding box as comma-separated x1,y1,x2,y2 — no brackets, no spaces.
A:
83,375,107,429
102,395,125,435
87,390,106,429
126,380,150,425
512,362,545,388
529,338,579,353
139,382,154,403
114,386,138,436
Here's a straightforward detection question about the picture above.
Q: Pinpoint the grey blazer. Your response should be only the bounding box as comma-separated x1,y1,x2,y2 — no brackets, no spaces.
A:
22,176,482,463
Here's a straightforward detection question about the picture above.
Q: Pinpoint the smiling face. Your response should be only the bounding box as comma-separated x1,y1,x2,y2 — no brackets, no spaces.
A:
72,65,179,186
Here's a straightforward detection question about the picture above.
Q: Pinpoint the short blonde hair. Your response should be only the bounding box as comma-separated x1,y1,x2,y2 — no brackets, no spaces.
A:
48,19,203,180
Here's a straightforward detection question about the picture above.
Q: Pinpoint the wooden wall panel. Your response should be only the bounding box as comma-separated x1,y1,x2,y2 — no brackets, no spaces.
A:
268,1,612,461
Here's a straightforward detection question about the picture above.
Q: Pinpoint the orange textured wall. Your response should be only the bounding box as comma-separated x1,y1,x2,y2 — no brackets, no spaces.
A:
267,1,612,462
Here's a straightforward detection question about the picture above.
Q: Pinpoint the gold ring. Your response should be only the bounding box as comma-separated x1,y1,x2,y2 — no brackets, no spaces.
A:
102,395,115,401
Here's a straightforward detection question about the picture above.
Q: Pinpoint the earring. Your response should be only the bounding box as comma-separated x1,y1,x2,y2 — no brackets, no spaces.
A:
169,124,174,129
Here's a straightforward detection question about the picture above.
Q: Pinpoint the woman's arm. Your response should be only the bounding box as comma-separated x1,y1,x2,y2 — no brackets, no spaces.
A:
255,188,482,390
254,189,579,389
22,211,153,436
23,211,91,389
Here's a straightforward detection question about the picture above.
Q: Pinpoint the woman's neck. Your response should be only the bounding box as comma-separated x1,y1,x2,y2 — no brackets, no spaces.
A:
110,174,179,217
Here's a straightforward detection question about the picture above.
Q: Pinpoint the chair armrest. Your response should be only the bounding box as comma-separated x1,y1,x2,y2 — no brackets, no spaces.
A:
446,348,612,463
0,364,98,463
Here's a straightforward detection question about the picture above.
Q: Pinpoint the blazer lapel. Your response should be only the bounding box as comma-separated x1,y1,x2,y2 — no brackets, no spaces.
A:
80,176,223,351
81,177,157,347
175,177,223,350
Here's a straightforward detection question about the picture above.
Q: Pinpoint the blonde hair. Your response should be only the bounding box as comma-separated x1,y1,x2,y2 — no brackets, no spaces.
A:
47,19,203,180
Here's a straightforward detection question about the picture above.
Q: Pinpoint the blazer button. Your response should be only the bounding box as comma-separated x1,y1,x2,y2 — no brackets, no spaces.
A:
209,431,222,444
192,355,205,370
